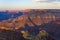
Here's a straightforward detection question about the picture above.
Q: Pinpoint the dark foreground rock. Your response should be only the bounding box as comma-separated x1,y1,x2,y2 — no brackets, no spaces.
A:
0,30,25,40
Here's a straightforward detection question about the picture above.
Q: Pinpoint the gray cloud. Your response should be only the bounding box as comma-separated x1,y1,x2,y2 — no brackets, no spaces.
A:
34,0,60,3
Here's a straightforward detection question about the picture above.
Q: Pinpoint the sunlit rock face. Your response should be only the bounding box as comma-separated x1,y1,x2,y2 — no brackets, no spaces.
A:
0,9,60,30
25,9,56,26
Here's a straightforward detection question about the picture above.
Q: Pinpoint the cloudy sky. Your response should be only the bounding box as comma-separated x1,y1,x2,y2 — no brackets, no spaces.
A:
0,0,60,10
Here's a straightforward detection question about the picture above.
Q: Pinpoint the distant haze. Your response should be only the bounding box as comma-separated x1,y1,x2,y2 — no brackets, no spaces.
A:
0,0,60,10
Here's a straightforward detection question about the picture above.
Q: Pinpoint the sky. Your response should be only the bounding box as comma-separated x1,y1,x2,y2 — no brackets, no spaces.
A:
0,0,60,10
